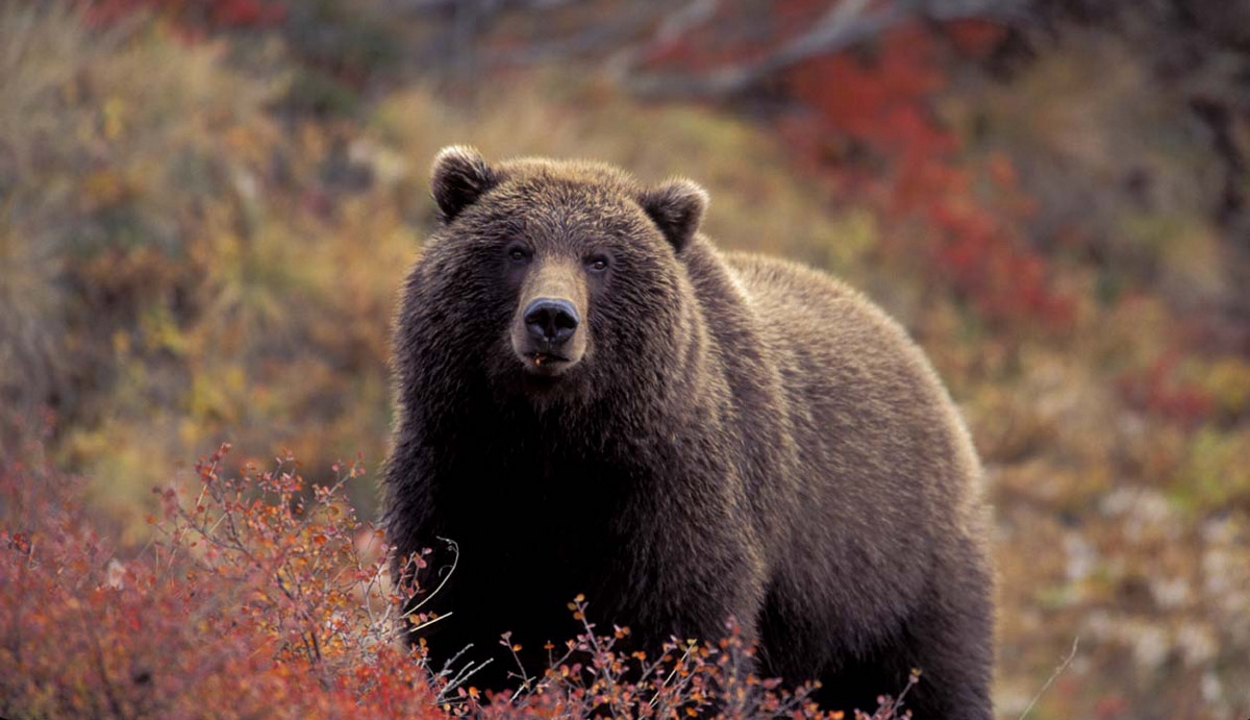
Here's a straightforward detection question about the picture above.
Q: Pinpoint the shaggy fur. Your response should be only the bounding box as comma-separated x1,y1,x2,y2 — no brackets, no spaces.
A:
381,147,994,719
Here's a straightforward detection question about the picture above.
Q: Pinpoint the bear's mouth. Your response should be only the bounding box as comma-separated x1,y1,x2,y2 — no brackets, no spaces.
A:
519,349,578,378
526,351,570,367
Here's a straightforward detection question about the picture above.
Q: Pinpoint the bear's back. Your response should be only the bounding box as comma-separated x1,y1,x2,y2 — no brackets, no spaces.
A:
715,250,985,633
721,249,976,489
722,249,982,503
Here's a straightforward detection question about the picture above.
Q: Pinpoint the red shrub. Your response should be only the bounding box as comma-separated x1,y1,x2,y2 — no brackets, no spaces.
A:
0,439,438,719
0,437,916,719
1117,350,1216,425
641,6,1071,331
786,22,1073,332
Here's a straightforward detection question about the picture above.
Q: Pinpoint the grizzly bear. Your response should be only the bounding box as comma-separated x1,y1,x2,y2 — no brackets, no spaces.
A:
382,146,994,719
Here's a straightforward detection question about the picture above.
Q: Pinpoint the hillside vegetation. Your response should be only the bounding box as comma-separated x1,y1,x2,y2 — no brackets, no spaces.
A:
2,2,1250,718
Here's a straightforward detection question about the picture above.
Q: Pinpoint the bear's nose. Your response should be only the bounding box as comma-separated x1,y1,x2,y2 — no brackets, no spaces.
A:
524,298,579,345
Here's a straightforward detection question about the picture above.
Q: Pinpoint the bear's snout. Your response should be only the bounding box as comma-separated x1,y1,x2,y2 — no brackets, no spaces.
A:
523,298,579,347
510,267,589,376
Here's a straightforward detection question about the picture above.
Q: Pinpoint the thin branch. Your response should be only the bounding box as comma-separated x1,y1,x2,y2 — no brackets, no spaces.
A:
82,612,125,719
492,13,658,65
627,0,1034,98
602,0,720,78
435,655,494,704
400,537,460,619
390,0,582,13
1019,636,1080,720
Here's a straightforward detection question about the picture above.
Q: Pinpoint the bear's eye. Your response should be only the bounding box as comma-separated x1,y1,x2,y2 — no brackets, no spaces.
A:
586,255,610,273
506,243,531,263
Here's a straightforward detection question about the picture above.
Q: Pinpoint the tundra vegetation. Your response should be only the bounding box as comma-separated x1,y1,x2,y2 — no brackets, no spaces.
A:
2,1,1249,719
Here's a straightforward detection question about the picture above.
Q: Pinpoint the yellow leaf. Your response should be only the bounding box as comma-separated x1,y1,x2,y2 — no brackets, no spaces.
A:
83,170,123,207
103,96,125,141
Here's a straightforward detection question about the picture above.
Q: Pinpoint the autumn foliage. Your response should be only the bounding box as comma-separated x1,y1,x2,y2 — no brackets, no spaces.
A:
782,20,1073,330
5,1,1250,718
0,435,433,718
642,3,1074,330
1,433,926,719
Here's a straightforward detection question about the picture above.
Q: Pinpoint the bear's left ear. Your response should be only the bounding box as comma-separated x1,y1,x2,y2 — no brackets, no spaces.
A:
640,179,708,253
430,145,497,223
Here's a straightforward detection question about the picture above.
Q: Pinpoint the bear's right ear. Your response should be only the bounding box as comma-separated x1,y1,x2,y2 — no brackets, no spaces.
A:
640,178,708,253
430,145,497,223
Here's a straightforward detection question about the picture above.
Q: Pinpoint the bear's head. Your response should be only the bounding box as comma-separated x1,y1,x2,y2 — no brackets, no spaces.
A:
408,146,708,404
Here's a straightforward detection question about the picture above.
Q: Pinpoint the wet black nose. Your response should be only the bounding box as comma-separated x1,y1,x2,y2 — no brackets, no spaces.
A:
524,298,579,345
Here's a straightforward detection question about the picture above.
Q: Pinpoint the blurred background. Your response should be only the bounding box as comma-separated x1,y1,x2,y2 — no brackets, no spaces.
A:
1,0,1249,717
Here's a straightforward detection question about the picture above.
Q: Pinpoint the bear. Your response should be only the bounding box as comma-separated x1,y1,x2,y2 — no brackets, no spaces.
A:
381,146,995,719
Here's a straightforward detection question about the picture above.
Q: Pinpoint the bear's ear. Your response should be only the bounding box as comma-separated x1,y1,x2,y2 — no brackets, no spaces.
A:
430,145,497,223
640,178,708,253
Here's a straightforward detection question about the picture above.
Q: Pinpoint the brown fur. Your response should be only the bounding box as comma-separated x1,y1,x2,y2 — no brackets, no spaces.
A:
381,147,995,719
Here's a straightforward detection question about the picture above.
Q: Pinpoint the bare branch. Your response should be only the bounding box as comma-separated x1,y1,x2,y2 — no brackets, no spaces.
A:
603,0,722,78
388,0,583,13
490,13,658,65
1019,636,1080,720
627,0,1034,98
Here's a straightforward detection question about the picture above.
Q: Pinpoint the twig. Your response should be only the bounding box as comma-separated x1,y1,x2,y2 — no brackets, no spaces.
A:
436,655,494,704
1019,636,1079,720
400,537,460,619
82,611,125,719
408,610,453,635
628,0,1033,98
649,640,699,708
